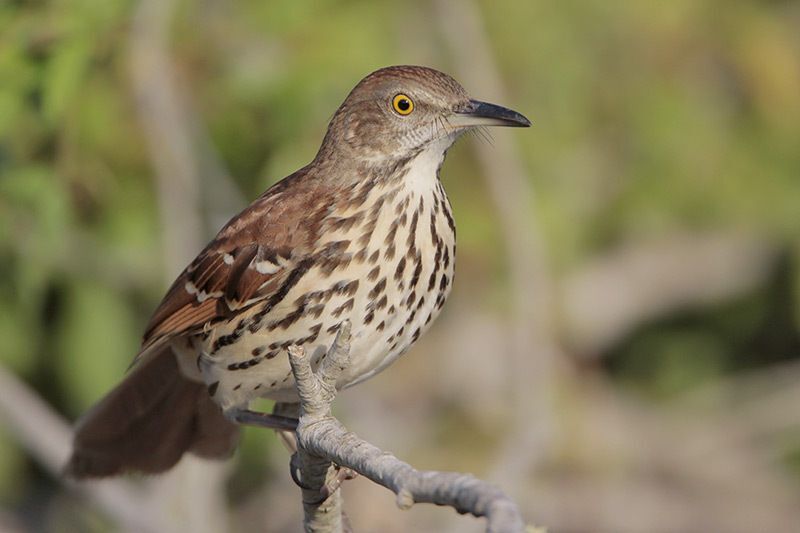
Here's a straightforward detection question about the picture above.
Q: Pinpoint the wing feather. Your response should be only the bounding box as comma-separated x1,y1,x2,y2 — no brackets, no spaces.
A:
139,166,334,352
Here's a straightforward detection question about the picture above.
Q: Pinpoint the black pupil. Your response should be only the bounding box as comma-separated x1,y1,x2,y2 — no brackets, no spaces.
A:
397,98,410,111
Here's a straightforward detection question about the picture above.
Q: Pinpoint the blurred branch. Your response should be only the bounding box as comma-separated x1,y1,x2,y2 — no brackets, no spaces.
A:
276,321,528,533
0,508,25,533
128,0,232,532
432,0,564,481
677,358,800,451
191,110,248,230
0,364,160,533
524,364,800,533
129,0,245,274
130,0,204,273
562,231,780,356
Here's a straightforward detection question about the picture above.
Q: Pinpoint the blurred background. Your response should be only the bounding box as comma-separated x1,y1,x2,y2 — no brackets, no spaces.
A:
2,0,800,531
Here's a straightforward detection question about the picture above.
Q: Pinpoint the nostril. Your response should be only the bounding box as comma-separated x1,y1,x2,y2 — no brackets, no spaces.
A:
453,100,476,114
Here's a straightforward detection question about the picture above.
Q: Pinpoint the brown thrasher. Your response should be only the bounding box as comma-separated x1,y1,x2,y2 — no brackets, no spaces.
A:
67,65,530,477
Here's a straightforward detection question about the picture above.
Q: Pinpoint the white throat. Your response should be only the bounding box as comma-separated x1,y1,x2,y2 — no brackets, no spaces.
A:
404,136,455,193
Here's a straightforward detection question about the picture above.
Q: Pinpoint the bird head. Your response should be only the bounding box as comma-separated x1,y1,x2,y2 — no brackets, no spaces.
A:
319,65,530,162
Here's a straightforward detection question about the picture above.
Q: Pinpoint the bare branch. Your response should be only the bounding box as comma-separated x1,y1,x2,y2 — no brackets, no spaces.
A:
0,365,160,533
128,1,231,532
561,231,779,357
285,321,527,533
432,0,564,485
129,0,204,273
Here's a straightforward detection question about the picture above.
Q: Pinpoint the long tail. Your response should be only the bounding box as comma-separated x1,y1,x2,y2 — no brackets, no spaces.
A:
66,345,239,478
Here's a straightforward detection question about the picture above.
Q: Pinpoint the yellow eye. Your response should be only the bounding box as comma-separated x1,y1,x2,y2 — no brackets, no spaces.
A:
392,94,414,115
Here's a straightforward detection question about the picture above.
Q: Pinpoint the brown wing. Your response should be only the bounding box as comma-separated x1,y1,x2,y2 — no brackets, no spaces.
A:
142,245,288,344
140,166,332,352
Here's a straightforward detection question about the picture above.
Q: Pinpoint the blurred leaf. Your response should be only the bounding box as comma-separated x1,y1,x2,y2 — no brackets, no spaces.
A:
0,84,25,140
0,165,72,310
781,433,800,485
616,329,727,400
0,306,37,374
54,280,138,413
43,37,92,124
0,430,26,504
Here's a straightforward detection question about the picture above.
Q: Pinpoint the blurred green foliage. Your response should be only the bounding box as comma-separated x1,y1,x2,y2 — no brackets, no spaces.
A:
1,0,799,525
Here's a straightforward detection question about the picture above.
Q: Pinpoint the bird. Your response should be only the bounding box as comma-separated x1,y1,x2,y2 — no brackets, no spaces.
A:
66,65,530,478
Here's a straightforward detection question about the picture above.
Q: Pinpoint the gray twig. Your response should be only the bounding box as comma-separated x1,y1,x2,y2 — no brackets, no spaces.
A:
286,321,527,533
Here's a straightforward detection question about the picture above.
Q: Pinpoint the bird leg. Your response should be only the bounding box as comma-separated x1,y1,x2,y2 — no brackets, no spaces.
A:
273,401,300,453
232,401,357,499
227,408,298,431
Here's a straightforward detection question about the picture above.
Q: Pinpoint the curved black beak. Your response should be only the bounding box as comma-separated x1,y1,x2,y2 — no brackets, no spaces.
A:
451,99,531,128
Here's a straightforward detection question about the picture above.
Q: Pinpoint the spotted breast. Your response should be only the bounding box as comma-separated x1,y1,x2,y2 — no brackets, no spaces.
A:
175,140,456,413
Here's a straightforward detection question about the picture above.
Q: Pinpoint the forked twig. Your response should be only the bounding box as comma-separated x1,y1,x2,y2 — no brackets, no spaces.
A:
282,321,527,533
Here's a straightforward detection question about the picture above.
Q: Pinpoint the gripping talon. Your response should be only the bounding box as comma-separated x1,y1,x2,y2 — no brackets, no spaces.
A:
290,453,314,490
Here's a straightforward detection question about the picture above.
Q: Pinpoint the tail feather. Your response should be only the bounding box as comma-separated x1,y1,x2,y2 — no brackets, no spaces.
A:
66,346,238,478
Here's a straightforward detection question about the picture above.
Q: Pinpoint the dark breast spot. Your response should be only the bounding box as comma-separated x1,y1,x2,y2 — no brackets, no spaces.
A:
268,304,306,331
385,219,400,245
430,211,440,245
369,278,387,299
331,279,359,296
307,303,326,319
367,265,380,281
332,298,355,317
295,290,324,306
384,242,396,260
410,255,423,288
328,212,363,232
406,210,419,257
319,254,352,277
406,290,416,307
394,195,410,216
358,231,372,248
443,202,456,235
394,257,406,280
